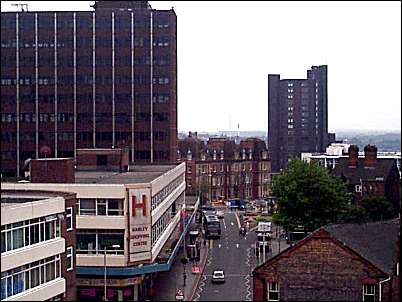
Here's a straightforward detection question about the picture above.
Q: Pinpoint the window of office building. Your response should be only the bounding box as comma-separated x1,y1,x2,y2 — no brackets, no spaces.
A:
66,207,73,231
77,198,124,216
77,230,124,255
1,215,61,253
66,246,73,271
1,255,61,300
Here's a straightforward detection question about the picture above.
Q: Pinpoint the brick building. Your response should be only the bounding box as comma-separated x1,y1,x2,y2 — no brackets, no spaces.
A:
331,144,401,216
253,219,400,301
268,65,335,172
1,189,77,301
178,132,271,201
1,0,177,178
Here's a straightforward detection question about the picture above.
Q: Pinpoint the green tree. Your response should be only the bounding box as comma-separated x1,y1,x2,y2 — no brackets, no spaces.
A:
360,196,395,221
272,158,353,231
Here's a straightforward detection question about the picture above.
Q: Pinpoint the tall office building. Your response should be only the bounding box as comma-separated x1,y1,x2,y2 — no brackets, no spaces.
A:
268,65,330,172
1,1,177,178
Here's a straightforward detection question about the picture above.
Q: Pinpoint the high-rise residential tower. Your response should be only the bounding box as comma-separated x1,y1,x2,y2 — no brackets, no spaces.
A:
1,1,177,177
268,65,331,172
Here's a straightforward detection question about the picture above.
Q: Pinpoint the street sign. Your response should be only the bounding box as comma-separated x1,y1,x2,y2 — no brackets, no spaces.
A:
175,289,184,300
192,266,202,274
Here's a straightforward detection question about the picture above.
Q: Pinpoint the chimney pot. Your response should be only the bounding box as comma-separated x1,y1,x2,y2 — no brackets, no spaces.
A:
348,145,359,168
364,144,378,168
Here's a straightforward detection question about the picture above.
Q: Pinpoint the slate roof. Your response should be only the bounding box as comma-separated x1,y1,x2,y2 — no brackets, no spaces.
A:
331,157,396,185
323,218,400,275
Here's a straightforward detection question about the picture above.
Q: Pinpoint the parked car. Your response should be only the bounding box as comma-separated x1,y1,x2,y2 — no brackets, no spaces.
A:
212,270,225,283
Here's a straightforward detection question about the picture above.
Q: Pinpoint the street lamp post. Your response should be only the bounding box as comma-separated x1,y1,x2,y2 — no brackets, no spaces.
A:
103,244,121,301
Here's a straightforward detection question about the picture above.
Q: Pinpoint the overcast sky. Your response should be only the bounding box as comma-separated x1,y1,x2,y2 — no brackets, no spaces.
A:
2,1,401,133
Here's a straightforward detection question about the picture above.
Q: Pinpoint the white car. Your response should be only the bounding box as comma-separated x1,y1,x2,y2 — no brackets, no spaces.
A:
212,270,225,283
216,210,224,219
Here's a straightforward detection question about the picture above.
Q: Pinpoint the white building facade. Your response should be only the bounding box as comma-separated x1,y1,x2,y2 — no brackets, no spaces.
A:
1,195,68,301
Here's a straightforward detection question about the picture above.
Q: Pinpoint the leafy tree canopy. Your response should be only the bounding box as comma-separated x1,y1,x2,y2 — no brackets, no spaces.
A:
360,196,395,221
272,158,353,231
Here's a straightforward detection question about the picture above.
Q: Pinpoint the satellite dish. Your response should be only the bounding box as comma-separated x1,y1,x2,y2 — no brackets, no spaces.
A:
40,146,51,157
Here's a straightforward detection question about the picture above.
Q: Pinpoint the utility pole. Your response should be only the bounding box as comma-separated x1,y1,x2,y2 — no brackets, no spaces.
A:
104,247,107,301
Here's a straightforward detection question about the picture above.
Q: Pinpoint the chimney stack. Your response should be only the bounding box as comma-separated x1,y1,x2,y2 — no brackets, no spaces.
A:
348,145,359,168
364,144,377,168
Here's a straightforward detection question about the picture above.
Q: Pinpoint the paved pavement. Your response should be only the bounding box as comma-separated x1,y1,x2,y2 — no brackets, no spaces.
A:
153,219,208,301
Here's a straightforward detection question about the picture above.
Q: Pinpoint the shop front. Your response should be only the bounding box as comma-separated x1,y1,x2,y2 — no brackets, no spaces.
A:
76,277,142,301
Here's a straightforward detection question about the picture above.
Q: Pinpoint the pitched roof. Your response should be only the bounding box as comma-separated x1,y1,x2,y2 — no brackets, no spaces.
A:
331,157,396,184
323,218,400,274
253,218,400,276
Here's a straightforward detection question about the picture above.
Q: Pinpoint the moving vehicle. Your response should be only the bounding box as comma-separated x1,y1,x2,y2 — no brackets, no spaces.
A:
216,210,224,219
212,270,225,283
203,214,221,238
227,199,247,210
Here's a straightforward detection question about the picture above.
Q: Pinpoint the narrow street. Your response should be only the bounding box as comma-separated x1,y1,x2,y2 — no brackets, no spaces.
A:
193,211,257,301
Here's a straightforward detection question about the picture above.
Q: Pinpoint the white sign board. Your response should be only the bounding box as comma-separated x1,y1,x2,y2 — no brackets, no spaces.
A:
175,289,184,300
128,188,152,263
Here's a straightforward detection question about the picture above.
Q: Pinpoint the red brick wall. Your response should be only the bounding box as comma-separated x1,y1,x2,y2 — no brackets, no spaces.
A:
253,231,390,301
253,275,265,301
76,149,129,171
30,159,75,183
61,194,77,301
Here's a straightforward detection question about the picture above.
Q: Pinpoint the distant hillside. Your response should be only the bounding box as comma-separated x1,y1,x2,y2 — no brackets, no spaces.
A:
335,131,401,152
178,130,401,152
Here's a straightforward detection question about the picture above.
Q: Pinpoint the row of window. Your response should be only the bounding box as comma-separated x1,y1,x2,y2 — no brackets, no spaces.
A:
0,54,171,68
76,230,124,255
77,198,124,216
1,37,170,49
1,15,171,29
0,254,64,300
1,75,170,86
1,215,61,253
151,174,184,211
1,113,171,124
1,93,171,104
151,203,177,246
